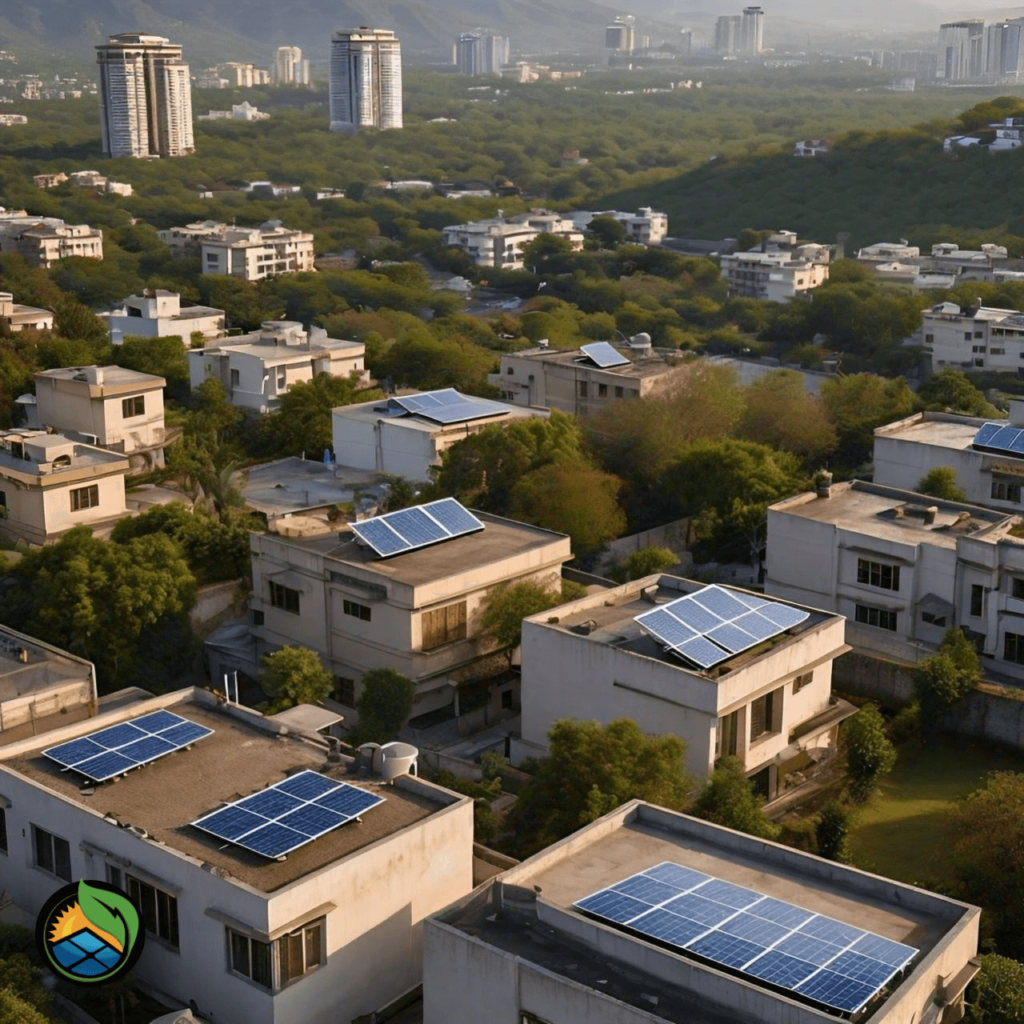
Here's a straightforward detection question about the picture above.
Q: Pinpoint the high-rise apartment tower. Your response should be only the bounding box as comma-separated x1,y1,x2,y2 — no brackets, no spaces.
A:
96,33,194,158
605,19,636,53
329,28,403,134
715,16,742,53
741,6,765,55
456,32,510,75
937,20,985,79
274,46,311,85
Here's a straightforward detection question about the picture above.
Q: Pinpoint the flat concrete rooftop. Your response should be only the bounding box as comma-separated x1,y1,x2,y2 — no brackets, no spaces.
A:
0,630,92,705
874,412,988,451
243,458,388,517
273,512,568,587
6,699,439,892
514,346,678,380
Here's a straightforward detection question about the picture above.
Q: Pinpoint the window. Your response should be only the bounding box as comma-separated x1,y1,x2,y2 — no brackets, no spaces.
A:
921,611,947,627
278,920,323,985
598,383,608,397
965,331,973,341
121,395,145,418
992,348,1006,355
856,559,900,591
206,253,219,263
0,807,6,854
975,331,985,339
269,582,300,615
33,825,71,881
277,369,286,390
971,584,985,617
422,601,468,651
343,599,371,622
992,480,1022,503
0,489,6,510
506,366,514,374
252,609,264,627
334,677,355,706
578,381,588,398
716,710,738,757
229,929,272,989
750,689,780,742
855,605,898,631
1005,629,1024,665
127,876,179,948
924,333,934,345
614,386,624,398
976,358,985,367
792,671,813,693
230,368,240,387
70,485,99,512
972,345,987,354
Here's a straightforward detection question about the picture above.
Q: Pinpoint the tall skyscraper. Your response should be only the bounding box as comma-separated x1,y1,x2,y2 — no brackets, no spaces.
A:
274,46,311,85
715,15,741,53
96,33,194,158
937,20,985,79
329,28,403,134
605,19,636,53
456,32,510,75
741,7,765,55
456,33,481,75
984,19,1024,79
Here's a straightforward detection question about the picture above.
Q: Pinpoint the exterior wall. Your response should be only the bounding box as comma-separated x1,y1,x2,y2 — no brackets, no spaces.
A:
331,416,453,482
917,307,1024,373
0,679,94,733
0,468,127,544
200,234,315,281
108,312,225,346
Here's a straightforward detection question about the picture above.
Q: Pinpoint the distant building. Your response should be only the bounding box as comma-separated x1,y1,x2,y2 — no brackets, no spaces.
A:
911,300,1024,372
95,33,194,158
715,15,742,53
102,289,225,347
0,291,52,332
0,114,27,126
741,6,765,54
195,68,227,89
274,45,311,85
329,28,403,134
220,62,270,87
0,211,103,268
937,20,985,80
857,240,921,262
793,138,830,157
455,32,510,75
197,101,270,122
188,321,368,414
441,210,584,270
985,19,1024,78
0,429,129,544
32,173,67,189
158,220,314,281
719,231,830,301
570,206,668,245
605,19,636,53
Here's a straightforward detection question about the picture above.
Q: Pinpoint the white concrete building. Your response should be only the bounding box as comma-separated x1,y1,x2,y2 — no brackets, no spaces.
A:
719,238,830,302
938,20,985,79
0,211,103,268
95,33,194,158
199,222,315,281
220,62,270,87
856,240,921,262
332,389,547,482
490,340,693,415
570,207,669,245
188,322,367,415
516,575,853,801
0,687,475,1024
329,28,403,134
742,5,765,54
909,301,1024,372
424,801,980,1024
248,508,571,723
0,429,129,545
274,46,310,86
102,290,225,346
767,480,1024,678
793,139,830,157
0,291,52,332
34,365,167,473
441,211,584,270
197,102,269,122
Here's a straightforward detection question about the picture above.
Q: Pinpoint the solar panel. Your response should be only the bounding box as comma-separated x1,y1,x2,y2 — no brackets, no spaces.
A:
43,711,214,782
635,585,811,670
351,498,484,558
574,862,917,1015
973,422,1001,448
580,341,631,369
192,770,385,859
389,389,509,425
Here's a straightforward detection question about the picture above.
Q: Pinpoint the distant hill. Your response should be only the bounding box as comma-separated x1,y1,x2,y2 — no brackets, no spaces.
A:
0,0,675,68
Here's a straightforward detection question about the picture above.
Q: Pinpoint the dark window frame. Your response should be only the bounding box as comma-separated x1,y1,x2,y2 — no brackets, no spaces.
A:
269,582,300,615
342,599,371,622
855,604,898,632
1005,631,1024,665
971,584,985,617
127,875,180,949
33,825,71,881
121,395,145,418
70,484,100,512
856,558,900,591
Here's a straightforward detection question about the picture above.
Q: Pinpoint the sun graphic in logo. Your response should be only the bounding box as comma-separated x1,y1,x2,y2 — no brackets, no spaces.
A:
36,880,144,985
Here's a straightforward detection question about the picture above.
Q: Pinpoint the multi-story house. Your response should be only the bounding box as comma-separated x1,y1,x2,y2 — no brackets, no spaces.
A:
570,207,669,245
103,289,225,346
719,232,830,302
200,223,315,281
440,211,584,270
0,291,52,332
0,212,103,268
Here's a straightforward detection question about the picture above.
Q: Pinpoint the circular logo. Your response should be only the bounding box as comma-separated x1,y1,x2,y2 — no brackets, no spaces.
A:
35,880,145,985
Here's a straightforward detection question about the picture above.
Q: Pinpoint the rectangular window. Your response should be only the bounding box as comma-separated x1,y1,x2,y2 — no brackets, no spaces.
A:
792,671,813,693
1005,632,1024,665
0,489,6,510
229,929,272,989
277,369,286,390
921,611,947,627
121,395,145,418
278,920,323,985
127,876,179,948
855,605,898,631
334,677,355,706
598,383,608,397
269,582,300,615
924,333,934,345
422,601,468,651
971,584,985,617
578,381,588,398
33,825,71,881
1013,579,1024,600
70,485,100,512
342,599,371,622
991,348,1006,355
614,386,624,398
716,710,738,757
0,807,6,854
992,480,1022,503
856,559,900,591
230,368,240,387
750,691,775,742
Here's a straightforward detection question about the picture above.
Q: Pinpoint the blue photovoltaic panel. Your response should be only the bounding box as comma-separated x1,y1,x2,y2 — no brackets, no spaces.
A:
192,770,385,859
390,389,509,425
973,422,1001,448
351,498,484,559
573,861,918,1015
1010,432,1024,455
634,585,810,670
42,711,213,782
580,341,631,368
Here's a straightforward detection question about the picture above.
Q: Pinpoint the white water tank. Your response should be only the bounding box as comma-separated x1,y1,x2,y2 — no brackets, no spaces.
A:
359,741,419,781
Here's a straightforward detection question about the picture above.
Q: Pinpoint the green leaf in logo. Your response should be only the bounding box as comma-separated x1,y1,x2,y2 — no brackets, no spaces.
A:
77,880,138,953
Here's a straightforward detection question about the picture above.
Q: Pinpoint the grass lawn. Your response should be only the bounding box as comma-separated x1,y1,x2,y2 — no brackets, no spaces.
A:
850,735,1024,885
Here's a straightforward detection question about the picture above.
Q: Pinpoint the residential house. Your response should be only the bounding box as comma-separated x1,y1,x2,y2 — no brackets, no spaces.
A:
856,240,921,263
33,173,68,189
441,210,584,270
33,365,167,473
515,575,854,801
908,300,1024,372
0,429,129,544
569,207,669,245
102,290,226,347
332,389,547,482
247,503,571,724
200,222,315,281
793,138,830,156
0,291,52,332
489,339,690,415
189,322,367,415
197,102,270,122
719,231,830,302
424,801,980,1024
0,210,103,268
0,687,474,1024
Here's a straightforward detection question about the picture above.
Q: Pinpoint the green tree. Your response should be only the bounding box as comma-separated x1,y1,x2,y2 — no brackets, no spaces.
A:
116,335,189,400
521,232,574,274
815,801,852,862
949,773,1024,960
586,215,627,248
0,989,56,1024
0,954,51,1014
843,703,897,802
378,475,419,513
914,628,982,731
967,953,1024,1024
820,374,917,468
261,646,333,712
356,668,416,744
691,756,781,840
506,718,693,858
736,371,837,464
918,369,1000,418
917,467,967,502
608,546,679,583
482,579,563,662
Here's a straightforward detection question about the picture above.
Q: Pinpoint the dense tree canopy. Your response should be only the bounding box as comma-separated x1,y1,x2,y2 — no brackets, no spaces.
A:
261,646,333,712
691,757,781,840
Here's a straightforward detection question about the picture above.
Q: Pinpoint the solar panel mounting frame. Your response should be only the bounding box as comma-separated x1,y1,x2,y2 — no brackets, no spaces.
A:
350,498,485,559
580,341,631,369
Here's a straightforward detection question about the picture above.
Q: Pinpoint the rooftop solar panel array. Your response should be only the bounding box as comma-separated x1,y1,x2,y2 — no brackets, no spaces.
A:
351,498,484,558
575,862,917,1015
387,388,509,425
580,341,631,369
972,421,1024,455
192,770,384,859
43,711,213,782
635,585,810,670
